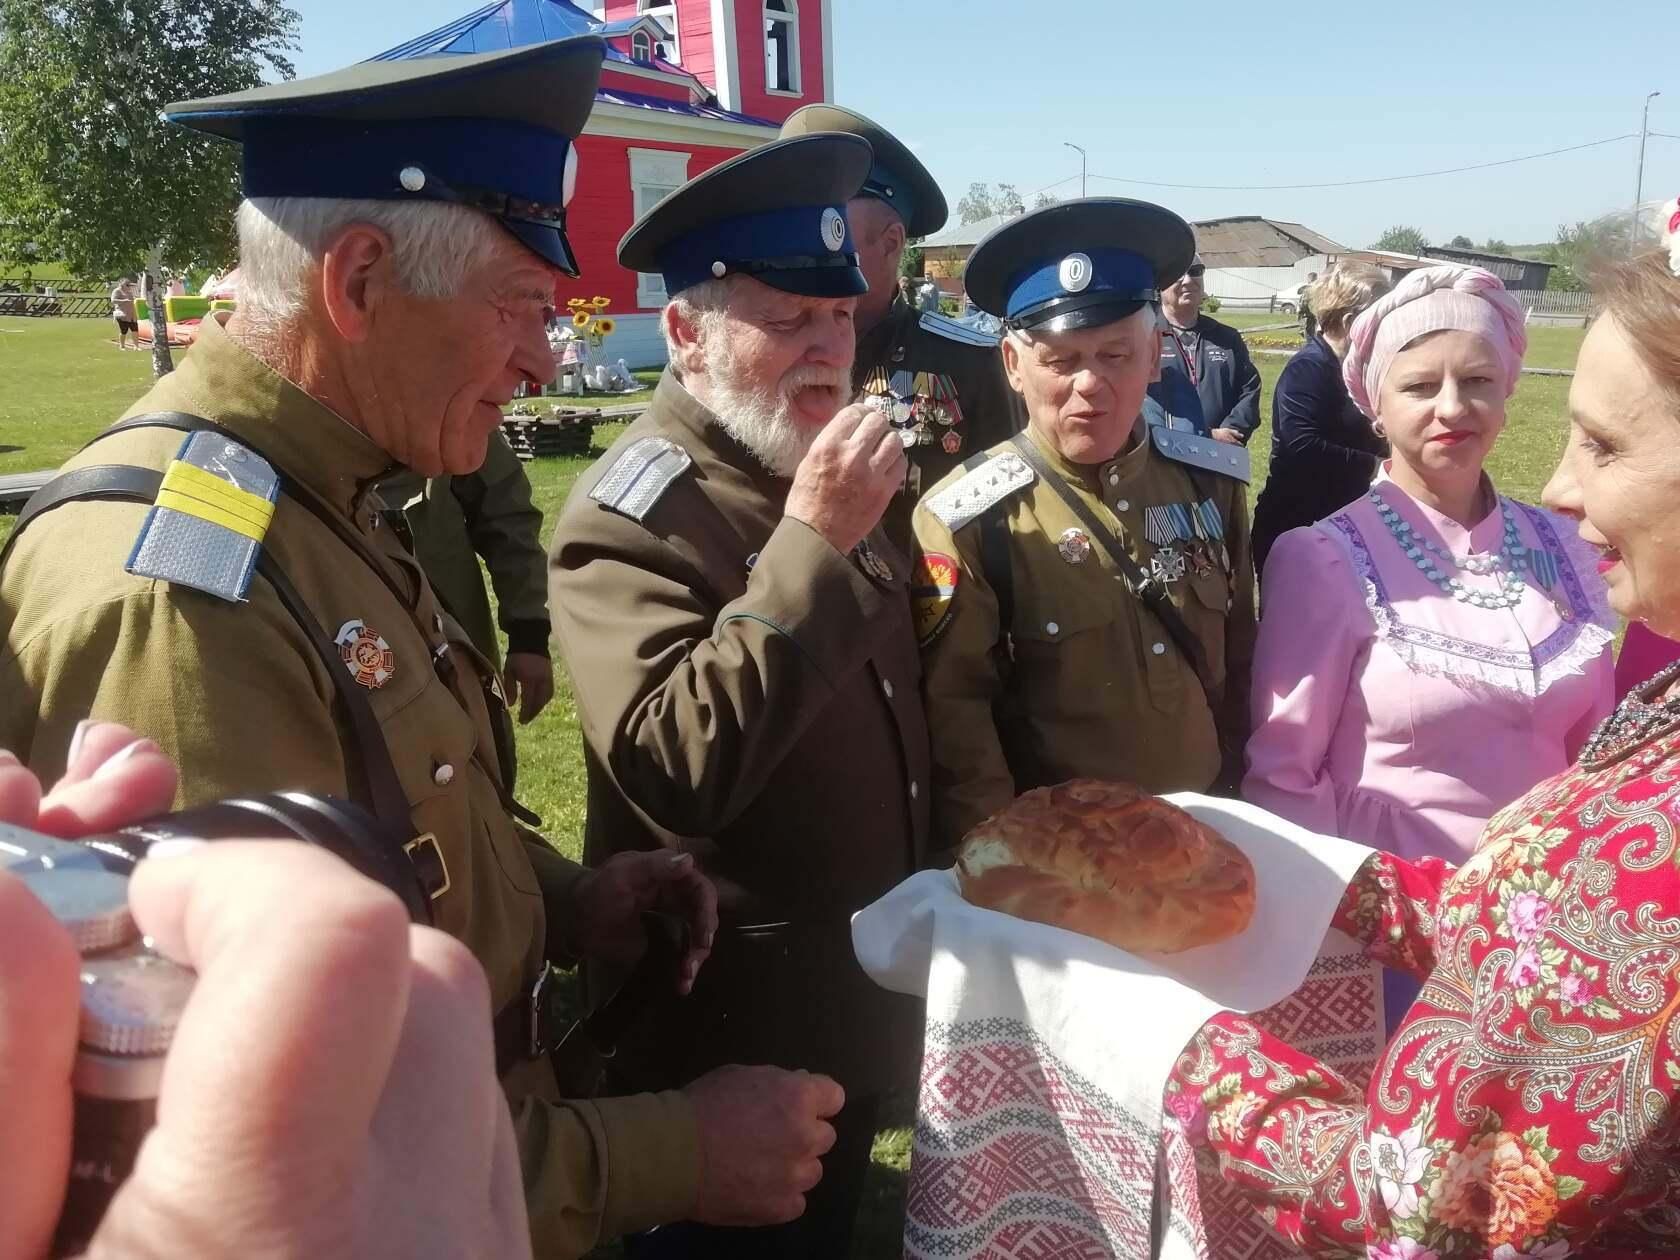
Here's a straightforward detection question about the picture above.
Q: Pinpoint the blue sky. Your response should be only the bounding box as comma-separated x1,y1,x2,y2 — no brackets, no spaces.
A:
288,0,1679,250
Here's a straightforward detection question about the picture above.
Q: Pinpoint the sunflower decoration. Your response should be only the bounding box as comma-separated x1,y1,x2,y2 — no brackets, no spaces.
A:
596,317,617,336
591,295,612,310
566,297,589,309
572,310,592,328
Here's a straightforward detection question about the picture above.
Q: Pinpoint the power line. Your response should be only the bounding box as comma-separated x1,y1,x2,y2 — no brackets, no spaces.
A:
1085,134,1637,193
1652,131,1680,141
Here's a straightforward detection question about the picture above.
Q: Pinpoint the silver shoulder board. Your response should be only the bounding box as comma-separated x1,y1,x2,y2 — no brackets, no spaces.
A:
588,435,693,522
1149,424,1251,484
919,311,1000,348
125,430,279,603
924,451,1035,531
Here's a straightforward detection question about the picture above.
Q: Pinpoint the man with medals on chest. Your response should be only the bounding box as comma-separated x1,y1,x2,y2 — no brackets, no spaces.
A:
910,200,1257,855
1144,252,1263,446
549,134,929,1259
780,105,1021,552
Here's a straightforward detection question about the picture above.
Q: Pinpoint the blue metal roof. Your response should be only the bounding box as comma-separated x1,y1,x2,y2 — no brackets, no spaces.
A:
367,0,778,130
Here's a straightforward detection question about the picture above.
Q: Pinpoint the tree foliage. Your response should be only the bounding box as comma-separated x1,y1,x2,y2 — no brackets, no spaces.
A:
1448,234,1474,248
1483,238,1511,255
1371,225,1430,254
1032,191,1060,211
0,0,299,280
956,182,1027,225
1544,215,1634,292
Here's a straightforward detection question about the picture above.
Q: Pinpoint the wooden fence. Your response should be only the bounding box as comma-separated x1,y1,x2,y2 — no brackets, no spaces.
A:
0,279,109,318
1508,289,1597,316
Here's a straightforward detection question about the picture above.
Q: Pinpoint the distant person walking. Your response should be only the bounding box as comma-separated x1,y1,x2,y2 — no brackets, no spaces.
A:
110,276,138,350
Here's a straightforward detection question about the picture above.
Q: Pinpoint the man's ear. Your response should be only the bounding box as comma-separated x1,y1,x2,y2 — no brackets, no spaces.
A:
319,223,397,344
881,217,908,268
663,300,707,376
1000,332,1028,396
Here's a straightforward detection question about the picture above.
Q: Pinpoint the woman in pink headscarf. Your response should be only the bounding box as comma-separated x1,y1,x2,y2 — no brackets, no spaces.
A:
1243,264,1615,1022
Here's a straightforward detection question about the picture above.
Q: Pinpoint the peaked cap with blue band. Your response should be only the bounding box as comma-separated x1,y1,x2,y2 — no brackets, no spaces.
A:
966,197,1196,334
618,134,874,300
163,38,606,277
777,104,947,238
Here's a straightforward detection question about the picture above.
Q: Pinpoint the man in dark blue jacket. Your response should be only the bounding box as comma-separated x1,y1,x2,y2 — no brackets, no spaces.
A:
1145,255,1262,445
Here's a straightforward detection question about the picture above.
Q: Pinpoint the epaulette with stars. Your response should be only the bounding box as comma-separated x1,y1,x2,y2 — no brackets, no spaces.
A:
921,450,1035,531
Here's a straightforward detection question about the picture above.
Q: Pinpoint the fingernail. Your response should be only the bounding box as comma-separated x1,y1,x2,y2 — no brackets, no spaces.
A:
66,718,95,767
668,852,693,867
144,838,206,862
92,738,157,781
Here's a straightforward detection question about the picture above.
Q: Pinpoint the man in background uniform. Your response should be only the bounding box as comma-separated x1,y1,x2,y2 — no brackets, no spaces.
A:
912,199,1257,854
381,429,556,742
551,133,928,1259
781,104,1020,550
0,41,848,1257
1146,253,1262,445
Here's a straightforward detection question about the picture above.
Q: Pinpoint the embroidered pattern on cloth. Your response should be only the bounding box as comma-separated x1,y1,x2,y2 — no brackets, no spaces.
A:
1324,498,1613,700
906,1017,1159,1257
1164,731,1680,1258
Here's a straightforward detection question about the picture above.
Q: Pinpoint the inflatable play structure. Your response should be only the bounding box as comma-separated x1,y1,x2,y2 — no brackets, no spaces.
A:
134,269,238,347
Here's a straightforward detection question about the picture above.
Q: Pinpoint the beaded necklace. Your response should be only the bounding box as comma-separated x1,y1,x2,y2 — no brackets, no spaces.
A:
1367,489,1530,611
1579,659,1680,770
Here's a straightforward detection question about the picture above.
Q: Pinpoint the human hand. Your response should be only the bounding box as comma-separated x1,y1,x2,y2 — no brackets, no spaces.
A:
1210,428,1244,445
683,1065,845,1226
565,851,718,993
503,651,555,724
0,728,530,1260
784,403,907,556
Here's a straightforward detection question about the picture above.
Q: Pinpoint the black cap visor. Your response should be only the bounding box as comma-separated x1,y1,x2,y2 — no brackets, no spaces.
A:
729,256,868,299
1007,290,1156,335
504,218,581,278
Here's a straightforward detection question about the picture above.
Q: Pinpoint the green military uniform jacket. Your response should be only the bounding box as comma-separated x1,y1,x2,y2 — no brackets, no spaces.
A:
0,316,696,1257
912,421,1257,854
550,370,928,1099
853,295,1021,552
381,430,551,672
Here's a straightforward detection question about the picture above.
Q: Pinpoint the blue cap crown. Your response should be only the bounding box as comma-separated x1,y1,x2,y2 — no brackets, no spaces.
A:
657,204,856,297
1004,247,1157,326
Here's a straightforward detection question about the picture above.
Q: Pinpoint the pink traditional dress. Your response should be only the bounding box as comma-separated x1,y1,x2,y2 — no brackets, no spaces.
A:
1167,667,1680,1258
1244,468,1616,867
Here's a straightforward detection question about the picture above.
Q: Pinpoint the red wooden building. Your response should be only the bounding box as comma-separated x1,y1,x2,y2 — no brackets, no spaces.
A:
373,0,833,365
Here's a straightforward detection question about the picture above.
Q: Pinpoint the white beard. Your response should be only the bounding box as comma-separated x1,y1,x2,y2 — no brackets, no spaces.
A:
702,334,847,478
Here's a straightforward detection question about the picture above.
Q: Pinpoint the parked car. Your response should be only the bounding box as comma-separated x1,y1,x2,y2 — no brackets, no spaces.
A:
1271,282,1308,315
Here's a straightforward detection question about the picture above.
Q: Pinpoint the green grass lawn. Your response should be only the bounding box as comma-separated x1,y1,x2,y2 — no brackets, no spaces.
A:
0,315,1591,1257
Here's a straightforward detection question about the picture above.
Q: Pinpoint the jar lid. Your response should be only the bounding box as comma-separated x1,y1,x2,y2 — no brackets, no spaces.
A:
79,943,195,1057
1,825,135,953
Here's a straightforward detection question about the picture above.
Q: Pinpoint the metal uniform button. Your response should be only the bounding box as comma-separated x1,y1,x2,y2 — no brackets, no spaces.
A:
882,678,894,699
910,781,919,800
1152,642,1166,656
1107,471,1120,486
433,763,455,787
1046,621,1060,636
1116,498,1130,512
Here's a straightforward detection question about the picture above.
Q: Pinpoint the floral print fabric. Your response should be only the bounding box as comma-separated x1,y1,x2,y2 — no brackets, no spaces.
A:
1167,729,1680,1258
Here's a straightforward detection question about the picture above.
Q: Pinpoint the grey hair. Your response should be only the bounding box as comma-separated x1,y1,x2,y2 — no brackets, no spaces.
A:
234,197,509,326
658,276,738,367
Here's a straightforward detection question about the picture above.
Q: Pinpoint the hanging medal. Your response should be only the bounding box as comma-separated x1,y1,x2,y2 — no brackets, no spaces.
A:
941,428,963,455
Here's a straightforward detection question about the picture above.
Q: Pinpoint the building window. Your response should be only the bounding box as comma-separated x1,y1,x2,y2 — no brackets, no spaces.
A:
638,1,679,63
630,29,652,60
629,148,692,308
764,0,800,95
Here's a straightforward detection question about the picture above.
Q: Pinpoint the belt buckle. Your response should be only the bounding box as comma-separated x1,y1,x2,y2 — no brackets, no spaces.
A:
402,832,451,900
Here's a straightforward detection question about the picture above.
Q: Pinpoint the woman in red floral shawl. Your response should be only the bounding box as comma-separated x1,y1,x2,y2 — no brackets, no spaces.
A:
1167,215,1680,1259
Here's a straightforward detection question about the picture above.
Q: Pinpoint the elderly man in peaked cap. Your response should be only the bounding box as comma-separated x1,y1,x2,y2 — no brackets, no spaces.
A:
550,134,930,1258
910,199,1257,855
781,104,1021,551
0,38,844,1257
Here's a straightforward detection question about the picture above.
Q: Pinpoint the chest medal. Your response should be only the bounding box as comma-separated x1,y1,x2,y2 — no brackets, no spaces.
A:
861,362,965,453
336,619,396,690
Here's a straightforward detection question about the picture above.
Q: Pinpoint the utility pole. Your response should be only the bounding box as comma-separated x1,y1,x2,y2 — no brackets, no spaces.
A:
1634,90,1661,250
1064,142,1087,199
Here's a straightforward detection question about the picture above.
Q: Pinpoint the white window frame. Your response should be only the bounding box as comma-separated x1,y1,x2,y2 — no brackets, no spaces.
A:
638,1,679,63
763,0,801,97
629,148,693,309
629,29,652,60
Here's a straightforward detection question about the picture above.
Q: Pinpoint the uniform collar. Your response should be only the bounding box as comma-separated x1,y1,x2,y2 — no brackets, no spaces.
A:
152,313,395,516
653,368,792,497
854,293,915,374
1025,414,1151,492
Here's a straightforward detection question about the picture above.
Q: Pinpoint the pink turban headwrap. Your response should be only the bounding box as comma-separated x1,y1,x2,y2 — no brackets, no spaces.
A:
1341,264,1527,420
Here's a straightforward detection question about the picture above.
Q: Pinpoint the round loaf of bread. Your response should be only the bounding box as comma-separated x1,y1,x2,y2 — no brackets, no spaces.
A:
955,779,1256,954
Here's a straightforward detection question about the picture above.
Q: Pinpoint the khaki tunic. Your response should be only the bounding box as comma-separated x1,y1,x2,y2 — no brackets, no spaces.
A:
912,423,1257,854
854,296,1022,552
550,371,928,1099
0,316,696,1257
381,430,552,672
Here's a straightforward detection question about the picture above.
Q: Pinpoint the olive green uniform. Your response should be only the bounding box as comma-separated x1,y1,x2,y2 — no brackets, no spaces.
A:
549,370,928,1100
0,317,697,1258
381,430,552,672
912,422,1257,853
855,295,1021,552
